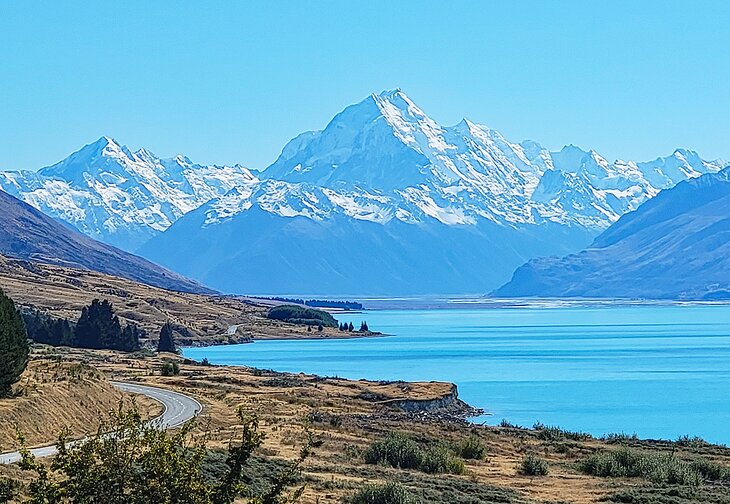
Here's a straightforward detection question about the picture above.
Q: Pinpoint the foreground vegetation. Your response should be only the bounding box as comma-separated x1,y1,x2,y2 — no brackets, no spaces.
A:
1,405,309,503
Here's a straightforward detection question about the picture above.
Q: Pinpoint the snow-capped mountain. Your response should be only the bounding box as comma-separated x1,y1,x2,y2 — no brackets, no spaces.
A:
136,90,726,295
195,90,723,232
0,137,257,250
494,167,730,300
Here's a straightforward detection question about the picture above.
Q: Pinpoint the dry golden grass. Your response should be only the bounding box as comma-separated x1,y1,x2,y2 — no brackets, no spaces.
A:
0,357,161,452
5,347,730,503
0,255,364,346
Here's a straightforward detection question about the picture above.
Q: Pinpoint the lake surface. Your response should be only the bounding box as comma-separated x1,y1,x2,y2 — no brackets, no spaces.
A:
183,305,730,444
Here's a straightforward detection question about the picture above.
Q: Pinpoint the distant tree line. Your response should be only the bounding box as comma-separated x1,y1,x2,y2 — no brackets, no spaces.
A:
22,299,143,352
260,297,363,310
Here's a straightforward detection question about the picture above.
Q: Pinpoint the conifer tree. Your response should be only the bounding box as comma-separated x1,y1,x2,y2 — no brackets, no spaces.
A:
348,322,354,332
157,322,176,353
0,289,29,397
359,321,369,332
75,299,122,349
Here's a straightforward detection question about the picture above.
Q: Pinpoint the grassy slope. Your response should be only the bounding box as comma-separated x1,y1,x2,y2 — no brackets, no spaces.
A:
0,254,357,346
0,357,161,452
5,347,730,504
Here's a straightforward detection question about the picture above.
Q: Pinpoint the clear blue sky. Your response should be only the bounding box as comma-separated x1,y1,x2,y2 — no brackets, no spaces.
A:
1,0,729,171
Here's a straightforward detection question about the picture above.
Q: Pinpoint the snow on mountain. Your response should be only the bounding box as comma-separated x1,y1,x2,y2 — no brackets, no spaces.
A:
0,137,257,250
218,90,724,232
494,167,730,299
138,90,725,295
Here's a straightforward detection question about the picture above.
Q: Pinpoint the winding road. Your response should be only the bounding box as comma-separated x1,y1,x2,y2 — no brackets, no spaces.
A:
0,382,202,465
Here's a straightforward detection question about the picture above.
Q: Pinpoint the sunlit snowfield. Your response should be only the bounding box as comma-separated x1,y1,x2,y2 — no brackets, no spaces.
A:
184,305,730,444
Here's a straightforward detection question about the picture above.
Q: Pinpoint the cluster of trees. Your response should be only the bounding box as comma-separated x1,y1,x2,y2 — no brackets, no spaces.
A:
338,321,369,332
260,297,363,310
0,289,29,398
22,299,142,352
267,305,338,328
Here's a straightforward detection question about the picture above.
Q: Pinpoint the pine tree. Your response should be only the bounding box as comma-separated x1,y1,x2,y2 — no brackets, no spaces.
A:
359,321,369,332
74,299,139,352
348,322,354,332
317,323,323,332
75,299,122,349
119,324,142,352
157,322,176,353
0,289,29,397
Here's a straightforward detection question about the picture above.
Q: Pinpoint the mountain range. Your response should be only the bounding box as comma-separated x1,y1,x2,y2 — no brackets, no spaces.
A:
0,138,255,250
1,90,726,295
494,167,730,300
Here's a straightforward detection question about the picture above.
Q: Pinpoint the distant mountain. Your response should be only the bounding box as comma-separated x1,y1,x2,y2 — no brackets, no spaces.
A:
494,168,730,299
0,189,211,294
136,90,725,294
0,137,257,250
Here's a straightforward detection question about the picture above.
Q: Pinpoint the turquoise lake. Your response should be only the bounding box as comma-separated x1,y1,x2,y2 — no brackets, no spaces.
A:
183,305,730,444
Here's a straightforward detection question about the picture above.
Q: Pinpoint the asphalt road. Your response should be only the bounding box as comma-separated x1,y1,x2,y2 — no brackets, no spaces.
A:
0,381,202,465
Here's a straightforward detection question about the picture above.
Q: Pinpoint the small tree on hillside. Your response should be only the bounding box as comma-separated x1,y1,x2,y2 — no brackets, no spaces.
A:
348,322,354,332
157,322,176,353
359,321,369,332
0,290,29,397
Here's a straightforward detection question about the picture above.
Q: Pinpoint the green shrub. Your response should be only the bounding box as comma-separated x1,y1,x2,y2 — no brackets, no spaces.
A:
691,458,730,481
676,435,710,448
533,422,591,442
349,482,417,504
418,447,465,475
519,455,549,476
579,448,707,485
363,435,465,474
363,434,422,470
602,432,639,444
161,361,180,376
0,478,16,502
498,419,524,429
453,436,487,460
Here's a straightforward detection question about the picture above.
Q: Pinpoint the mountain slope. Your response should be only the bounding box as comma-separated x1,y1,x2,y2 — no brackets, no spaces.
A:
0,137,257,251
494,168,730,299
0,189,211,294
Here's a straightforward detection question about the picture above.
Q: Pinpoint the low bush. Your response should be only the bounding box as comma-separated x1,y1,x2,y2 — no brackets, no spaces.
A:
348,482,417,504
578,448,721,486
364,434,422,470
519,454,549,476
533,422,591,442
363,434,465,474
602,432,639,444
453,436,487,460
420,447,464,474
161,361,180,376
